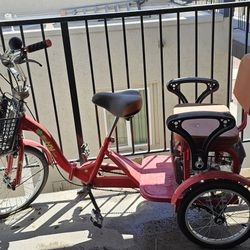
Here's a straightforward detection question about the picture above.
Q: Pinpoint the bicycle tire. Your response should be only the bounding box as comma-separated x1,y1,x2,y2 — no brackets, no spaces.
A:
0,146,49,218
177,180,250,249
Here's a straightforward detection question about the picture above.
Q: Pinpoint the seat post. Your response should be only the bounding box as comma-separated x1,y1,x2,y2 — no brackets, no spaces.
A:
108,116,119,138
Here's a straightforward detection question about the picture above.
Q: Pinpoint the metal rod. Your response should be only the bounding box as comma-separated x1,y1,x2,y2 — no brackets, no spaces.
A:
195,10,198,100
140,15,151,152
0,2,247,27
177,12,181,78
0,27,13,89
104,18,114,91
61,21,84,159
159,14,167,150
226,8,233,108
20,25,40,122
85,19,102,148
104,18,119,152
210,9,215,104
122,17,130,89
40,24,63,151
122,16,135,154
108,117,120,138
177,12,181,104
244,6,250,54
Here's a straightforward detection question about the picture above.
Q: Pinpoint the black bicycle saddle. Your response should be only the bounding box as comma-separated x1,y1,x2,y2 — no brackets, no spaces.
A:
92,89,142,118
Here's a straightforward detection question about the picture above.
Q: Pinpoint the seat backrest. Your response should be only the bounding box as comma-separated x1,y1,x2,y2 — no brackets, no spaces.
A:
234,54,250,115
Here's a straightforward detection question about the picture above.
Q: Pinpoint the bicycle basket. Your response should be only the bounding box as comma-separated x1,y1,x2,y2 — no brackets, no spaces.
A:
0,95,20,155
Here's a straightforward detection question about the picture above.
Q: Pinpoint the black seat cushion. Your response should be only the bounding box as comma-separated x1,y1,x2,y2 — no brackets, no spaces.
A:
92,90,142,118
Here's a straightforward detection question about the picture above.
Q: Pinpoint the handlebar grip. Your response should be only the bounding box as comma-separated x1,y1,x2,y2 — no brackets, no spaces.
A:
25,39,52,53
9,37,23,50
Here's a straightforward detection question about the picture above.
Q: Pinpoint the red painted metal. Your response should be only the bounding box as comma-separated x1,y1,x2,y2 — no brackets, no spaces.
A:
107,150,141,186
21,115,85,179
238,111,248,132
5,154,14,176
140,155,178,202
18,116,180,201
106,153,178,201
183,147,190,180
171,170,250,205
88,137,112,183
93,176,138,188
15,114,250,205
15,138,24,185
23,139,53,165
20,115,142,187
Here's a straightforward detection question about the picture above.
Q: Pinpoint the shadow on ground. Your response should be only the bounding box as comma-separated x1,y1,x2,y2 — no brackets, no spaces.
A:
0,189,250,250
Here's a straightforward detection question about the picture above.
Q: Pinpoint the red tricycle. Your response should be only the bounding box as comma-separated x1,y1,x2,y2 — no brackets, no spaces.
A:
1,37,250,249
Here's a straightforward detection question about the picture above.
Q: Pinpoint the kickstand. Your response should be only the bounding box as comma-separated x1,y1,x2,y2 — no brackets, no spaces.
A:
88,186,103,228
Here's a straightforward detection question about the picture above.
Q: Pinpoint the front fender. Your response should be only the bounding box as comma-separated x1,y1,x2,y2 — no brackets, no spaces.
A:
23,139,53,165
171,171,250,205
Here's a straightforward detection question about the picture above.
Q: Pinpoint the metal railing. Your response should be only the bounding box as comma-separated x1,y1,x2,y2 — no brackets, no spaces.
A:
0,1,249,161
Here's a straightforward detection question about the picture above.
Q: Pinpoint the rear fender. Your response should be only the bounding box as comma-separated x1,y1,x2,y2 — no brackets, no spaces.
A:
23,139,53,165
171,171,250,206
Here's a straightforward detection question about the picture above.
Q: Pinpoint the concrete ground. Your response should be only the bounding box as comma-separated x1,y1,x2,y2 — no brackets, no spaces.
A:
1,170,250,250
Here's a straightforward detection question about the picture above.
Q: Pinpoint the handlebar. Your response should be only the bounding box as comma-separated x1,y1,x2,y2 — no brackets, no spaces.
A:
0,37,52,100
1,37,52,66
9,36,52,54
25,39,52,53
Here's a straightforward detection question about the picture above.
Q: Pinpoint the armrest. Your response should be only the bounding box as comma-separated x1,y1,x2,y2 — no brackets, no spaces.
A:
167,77,219,103
167,111,235,170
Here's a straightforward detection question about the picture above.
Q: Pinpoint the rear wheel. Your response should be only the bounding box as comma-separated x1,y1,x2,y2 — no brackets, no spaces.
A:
0,147,49,218
177,181,250,249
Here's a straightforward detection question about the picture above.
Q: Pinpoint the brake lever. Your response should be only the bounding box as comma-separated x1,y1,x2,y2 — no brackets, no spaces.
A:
25,59,42,67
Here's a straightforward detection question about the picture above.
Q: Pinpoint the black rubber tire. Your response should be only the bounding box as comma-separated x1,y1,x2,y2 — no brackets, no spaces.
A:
0,146,49,218
177,180,250,249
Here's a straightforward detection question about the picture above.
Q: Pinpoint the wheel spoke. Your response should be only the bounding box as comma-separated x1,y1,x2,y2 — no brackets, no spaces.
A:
0,148,48,218
178,181,250,248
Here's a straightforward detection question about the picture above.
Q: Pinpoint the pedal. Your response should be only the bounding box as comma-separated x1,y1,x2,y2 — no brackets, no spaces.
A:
90,209,103,228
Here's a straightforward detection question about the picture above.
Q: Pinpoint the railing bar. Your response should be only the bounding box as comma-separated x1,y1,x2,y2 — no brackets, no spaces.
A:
159,14,167,150
40,24,63,151
85,19,102,148
122,17,130,88
61,21,84,160
104,18,114,91
0,27,13,89
177,12,181,78
177,12,181,104
195,10,198,100
226,8,233,109
104,18,119,153
210,9,215,104
20,25,40,122
244,6,250,54
122,16,135,154
0,1,248,26
141,15,151,152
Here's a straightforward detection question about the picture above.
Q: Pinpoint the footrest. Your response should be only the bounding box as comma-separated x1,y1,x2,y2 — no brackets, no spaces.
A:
140,155,177,202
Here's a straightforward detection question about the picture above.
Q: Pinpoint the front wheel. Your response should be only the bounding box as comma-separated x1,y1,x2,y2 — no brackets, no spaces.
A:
0,146,49,218
177,180,250,249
